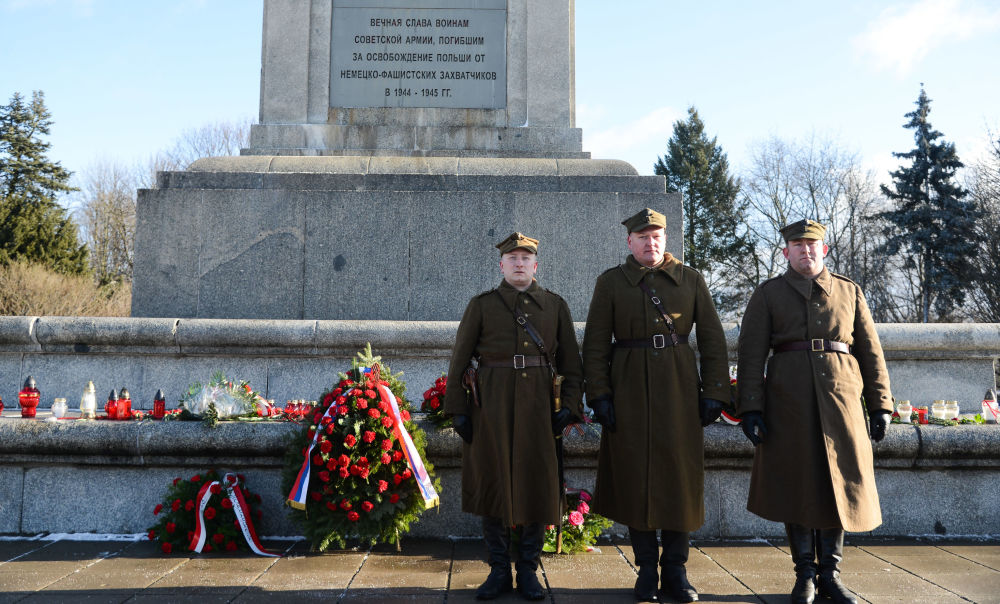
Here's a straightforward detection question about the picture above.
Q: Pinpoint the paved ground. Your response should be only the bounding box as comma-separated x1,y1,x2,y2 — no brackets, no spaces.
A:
0,536,998,603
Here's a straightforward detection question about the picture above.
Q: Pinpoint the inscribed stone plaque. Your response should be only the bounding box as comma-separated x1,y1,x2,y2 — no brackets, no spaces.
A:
331,0,507,109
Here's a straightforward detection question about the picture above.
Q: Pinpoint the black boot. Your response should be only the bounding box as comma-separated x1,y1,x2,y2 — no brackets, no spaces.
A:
514,523,545,601
629,527,659,602
476,516,513,600
659,530,697,602
816,528,857,604
785,524,817,604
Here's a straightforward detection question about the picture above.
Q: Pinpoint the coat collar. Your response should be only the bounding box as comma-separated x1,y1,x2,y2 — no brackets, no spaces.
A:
782,266,832,299
621,254,682,286
497,278,546,309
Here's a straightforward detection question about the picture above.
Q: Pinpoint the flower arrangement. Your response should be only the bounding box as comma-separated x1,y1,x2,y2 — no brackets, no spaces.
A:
173,372,268,427
720,365,742,425
419,374,451,429
543,489,613,554
281,345,441,551
147,469,265,555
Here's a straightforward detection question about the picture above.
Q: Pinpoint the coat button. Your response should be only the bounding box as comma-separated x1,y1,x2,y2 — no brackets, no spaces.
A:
818,354,825,358
522,372,527,378
816,320,821,325
524,341,530,347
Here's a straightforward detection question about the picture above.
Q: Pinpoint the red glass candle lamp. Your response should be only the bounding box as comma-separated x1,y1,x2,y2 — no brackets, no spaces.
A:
19,376,40,418
153,389,166,419
105,389,119,419
118,388,133,420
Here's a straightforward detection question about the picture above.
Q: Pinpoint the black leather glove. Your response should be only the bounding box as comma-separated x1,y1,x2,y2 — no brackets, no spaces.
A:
552,408,578,436
870,410,891,442
588,396,616,432
699,398,726,427
740,411,767,446
452,414,473,444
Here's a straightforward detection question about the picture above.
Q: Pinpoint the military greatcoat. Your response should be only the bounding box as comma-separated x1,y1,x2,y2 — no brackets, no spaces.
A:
443,279,583,526
582,254,730,531
736,267,893,532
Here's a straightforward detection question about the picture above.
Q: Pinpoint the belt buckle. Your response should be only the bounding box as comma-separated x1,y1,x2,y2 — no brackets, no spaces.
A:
651,296,662,305
514,354,526,369
652,334,666,349
811,339,824,352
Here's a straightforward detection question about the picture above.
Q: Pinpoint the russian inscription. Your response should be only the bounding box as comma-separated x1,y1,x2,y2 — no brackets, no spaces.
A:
331,0,507,109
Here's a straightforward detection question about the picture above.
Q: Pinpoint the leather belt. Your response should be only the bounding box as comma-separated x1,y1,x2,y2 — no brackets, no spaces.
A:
614,334,689,349
480,355,547,369
773,339,851,354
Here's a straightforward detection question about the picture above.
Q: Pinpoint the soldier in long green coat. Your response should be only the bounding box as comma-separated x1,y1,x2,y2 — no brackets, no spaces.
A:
444,232,583,602
583,208,730,603
736,219,893,604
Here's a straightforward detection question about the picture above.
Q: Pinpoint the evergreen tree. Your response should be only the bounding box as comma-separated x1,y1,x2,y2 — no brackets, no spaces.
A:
0,91,87,274
654,106,750,313
877,87,979,322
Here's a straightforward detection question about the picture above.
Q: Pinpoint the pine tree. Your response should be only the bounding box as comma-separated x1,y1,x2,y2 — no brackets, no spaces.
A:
878,87,979,322
654,106,750,314
0,91,88,274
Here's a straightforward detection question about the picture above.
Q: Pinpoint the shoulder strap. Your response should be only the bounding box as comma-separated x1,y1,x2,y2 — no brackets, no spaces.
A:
494,291,556,374
636,279,682,346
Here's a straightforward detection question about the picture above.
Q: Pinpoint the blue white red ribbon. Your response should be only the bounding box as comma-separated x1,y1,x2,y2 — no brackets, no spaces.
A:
190,474,279,557
286,402,337,510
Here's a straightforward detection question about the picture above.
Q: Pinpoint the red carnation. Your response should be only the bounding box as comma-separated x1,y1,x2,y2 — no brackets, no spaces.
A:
326,459,337,471
153,503,163,515
319,471,331,483
392,451,403,462
307,428,315,439
368,408,381,419
365,389,376,399
389,493,400,504
226,541,238,552
323,392,334,405
166,522,176,534
362,430,376,443
429,400,440,409
350,465,361,476
313,412,323,424
358,456,369,467
338,405,349,415
147,529,156,540
348,511,360,522
172,477,181,486
191,474,202,483
213,533,225,545
381,416,394,429
326,501,337,511
187,531,195,542
333,387,342,397
203,544,213,553
360,467,370,479
336,395,347,405
171,499,181,512
401,410,411,422
185,500,195,511
162,542,172,554
381,452,391,464
393,474,402,485
326,424,334,435
320,440,333,453
205,507,217,520
351,388,363,397
379,400,391,413
356,398,368,410
321,416,332,425
221,498,233,509
378,480,389,493
339,499,352,510
361,501,374,512
338,467,350,478
312,453,324,465
210,483,221,495
310,491,322,501
401,468,412,480
337,454,350,467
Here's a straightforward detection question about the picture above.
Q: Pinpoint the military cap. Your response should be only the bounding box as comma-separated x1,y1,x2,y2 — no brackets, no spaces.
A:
495,232,539,255
779,219,827,242
621,208,667,233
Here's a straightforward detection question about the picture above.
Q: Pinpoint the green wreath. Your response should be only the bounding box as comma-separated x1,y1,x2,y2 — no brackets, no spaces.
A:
281,345,441,550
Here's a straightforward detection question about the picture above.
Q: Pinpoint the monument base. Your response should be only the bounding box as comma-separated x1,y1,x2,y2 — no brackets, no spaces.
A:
132,156,681,320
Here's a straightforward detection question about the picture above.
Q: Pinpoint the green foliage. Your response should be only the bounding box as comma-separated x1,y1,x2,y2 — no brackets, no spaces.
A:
281,345,440,551
147,469,265,555
878,87,981,321
0,91,87,274
654,106,751,313
541,489,613,554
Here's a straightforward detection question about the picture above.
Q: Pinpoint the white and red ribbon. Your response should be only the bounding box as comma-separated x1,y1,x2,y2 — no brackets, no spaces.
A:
374,380,440,509
189,474,279,557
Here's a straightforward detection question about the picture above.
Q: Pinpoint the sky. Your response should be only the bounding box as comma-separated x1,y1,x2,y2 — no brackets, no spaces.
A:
2,0,999,198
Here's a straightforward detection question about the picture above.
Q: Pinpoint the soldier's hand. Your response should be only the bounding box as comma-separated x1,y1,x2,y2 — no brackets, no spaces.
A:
699,398,726,426
452,414,473,444
870,410,891,442
552,408,577,436
740,411,767,446
589,396,616,432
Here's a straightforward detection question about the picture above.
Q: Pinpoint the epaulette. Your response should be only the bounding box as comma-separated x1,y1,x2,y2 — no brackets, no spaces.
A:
475,288,497,299
542,287,567,303
831,272,859,286
599,266,619,277
760,275,783,287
